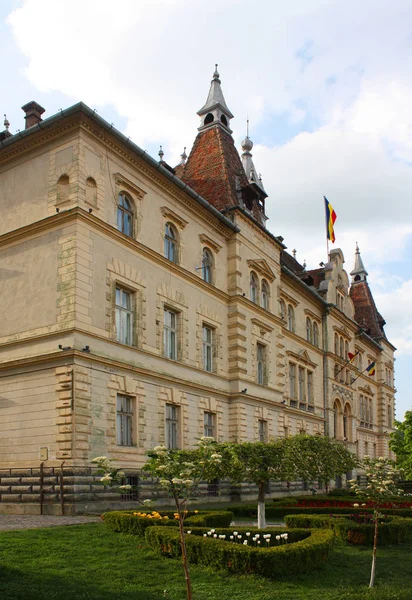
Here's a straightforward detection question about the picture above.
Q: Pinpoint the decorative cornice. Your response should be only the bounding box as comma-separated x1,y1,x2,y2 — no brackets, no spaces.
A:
247,258,276,282
358,384,374,396
160,206,188,229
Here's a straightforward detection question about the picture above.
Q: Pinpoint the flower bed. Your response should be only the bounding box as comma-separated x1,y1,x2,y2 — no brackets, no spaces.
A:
284,514,412,546
145,525,335,578
102,510,233,537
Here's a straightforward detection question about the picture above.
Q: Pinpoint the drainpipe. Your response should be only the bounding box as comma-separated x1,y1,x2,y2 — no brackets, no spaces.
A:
322,307,330,436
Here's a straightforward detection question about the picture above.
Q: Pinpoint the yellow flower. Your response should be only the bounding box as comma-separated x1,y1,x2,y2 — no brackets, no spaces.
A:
194,510,199,514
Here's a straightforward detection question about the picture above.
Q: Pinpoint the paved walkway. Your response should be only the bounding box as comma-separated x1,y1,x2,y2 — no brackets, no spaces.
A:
0,514,100,531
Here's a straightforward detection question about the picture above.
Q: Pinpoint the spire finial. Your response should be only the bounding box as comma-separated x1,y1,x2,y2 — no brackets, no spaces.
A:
179,146,187,166
246,117,249,138
158,145,164,161
350,242,368,284
4,114,10,130
213,64,220,80
292,249,297,258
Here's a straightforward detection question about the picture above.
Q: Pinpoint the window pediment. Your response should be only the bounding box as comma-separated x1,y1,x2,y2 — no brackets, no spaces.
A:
304,308,321,323
358,384,374,396
251,318,274,335
114,173,146,199
286,349,317,368
247,259,276,282
199,234,222,253
161,206,188,229
280,290,299,307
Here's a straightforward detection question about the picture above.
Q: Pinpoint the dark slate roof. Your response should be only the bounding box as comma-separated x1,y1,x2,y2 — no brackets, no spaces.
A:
178,125,264,221
350,281,387,340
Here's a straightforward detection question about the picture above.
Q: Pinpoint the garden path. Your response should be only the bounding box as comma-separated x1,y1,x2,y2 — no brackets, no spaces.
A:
0,514,100,531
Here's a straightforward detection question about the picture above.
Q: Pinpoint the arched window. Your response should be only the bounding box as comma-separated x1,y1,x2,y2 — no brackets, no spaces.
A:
313,322,319,347
279,299,286,321
204,113,214,125
333,400,342,439
202,248,213,283
306,318,312,343
345,341,349,361
250,272,258,303
86,177,97,205
117,192,133,237
164,222,178,263
339,337,344,358
261,280,270,310
334,334,339,355
343,404,351,441
287,305,295,332
57,174,70,203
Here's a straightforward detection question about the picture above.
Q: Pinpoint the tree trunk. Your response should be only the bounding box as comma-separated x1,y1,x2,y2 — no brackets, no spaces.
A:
175,497,192,600
257,482,266,529
369,510,379,588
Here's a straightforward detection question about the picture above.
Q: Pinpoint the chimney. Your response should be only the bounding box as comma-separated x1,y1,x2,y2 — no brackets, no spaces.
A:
21,101,45,129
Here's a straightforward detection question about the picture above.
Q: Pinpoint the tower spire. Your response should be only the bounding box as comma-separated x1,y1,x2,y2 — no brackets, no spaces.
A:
350,243,368,284
241,120,266,193
197,64,234,132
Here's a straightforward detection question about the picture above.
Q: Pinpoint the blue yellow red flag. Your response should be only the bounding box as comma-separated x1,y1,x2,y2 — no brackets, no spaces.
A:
366,361,376,376
324,197,337,243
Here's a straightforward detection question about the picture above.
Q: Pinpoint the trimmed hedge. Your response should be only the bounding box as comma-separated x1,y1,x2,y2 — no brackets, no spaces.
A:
145,525,335,578
228,504,412,520
285,514,412,546
102,510,233,537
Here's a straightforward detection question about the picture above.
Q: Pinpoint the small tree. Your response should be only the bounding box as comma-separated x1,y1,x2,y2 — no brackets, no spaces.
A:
143,438,223,600
218,440,287,529
390,410,412,479
284,434,358,491
349,456,403,588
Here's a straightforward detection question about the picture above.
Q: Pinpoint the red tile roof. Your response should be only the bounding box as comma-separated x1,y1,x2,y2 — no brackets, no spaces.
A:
178,125,264,220
350,281,386,340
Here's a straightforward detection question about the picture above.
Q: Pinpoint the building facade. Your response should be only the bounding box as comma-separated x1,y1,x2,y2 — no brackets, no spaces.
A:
0,69,396,510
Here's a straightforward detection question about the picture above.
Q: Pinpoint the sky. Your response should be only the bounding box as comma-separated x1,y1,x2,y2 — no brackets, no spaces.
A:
1,0,411,420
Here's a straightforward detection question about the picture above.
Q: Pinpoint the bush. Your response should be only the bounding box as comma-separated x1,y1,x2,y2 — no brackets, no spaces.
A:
328,488,356,497
145,525,335,578
102,510,233,536
285,513,412,546
228,504,412,520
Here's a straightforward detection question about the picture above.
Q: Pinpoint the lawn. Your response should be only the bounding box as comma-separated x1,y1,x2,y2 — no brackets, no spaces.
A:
0,522,411,600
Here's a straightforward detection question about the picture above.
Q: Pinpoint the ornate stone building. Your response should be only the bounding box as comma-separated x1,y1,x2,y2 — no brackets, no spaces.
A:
0,68,395,510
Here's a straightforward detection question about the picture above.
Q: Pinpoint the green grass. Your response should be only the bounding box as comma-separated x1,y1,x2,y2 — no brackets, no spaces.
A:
0,523,411,599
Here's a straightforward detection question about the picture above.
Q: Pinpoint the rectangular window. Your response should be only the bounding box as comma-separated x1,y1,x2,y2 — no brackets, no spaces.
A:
388,404,392,427
257,343,266,385
164,308,177,360
289,363,296,399
307,371,313,406
115,287,133,345
202,324,213,372
166,404,179,450
204,412,215,438
116,394,133,446
298,367,305,402
258,419,267,442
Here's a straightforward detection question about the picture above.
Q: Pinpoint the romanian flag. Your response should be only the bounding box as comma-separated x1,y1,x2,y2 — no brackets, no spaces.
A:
324,197,337,243
366,361,376,376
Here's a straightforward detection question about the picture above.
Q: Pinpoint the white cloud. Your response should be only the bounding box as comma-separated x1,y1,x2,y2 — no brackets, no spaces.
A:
6,0,412,361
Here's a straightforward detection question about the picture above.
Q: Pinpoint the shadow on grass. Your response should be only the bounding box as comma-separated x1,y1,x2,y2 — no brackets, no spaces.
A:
0,564,163,600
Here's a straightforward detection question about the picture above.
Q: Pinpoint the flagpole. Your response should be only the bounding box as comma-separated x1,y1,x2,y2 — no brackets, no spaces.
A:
335,350,360,380
351,364,370,386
